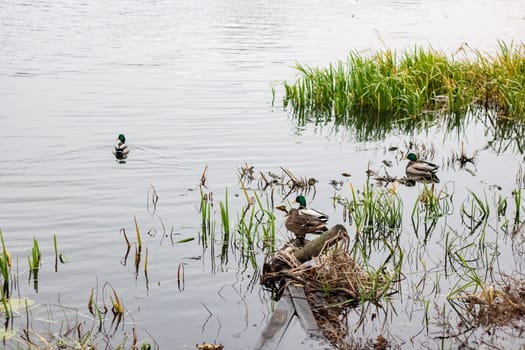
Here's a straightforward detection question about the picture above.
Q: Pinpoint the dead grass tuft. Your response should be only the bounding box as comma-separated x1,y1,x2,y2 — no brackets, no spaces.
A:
458,273,525,329
262,236,394,349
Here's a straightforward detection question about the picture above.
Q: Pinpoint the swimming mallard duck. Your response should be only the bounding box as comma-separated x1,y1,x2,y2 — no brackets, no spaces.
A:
113,134,129,160
285,208,328,243
405,152,439,183
295,195,329,222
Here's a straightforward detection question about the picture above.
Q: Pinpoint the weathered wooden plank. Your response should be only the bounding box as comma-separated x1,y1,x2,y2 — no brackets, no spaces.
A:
287,284,322,338
253,295,295,350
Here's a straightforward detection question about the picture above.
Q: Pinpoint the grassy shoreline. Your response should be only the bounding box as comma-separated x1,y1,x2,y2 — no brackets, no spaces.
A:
283,42,525,122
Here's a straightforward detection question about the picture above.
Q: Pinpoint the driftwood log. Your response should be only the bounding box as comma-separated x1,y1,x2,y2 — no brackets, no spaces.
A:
262,224,348,281
293,224,347,263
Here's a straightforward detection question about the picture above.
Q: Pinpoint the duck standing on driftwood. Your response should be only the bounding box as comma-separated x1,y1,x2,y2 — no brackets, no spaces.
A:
405,152,439,183
113,134,129,160
295,195,329,222
285,208,328,244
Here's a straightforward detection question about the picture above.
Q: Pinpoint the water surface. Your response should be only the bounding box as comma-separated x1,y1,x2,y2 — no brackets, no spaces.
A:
1,0,525,348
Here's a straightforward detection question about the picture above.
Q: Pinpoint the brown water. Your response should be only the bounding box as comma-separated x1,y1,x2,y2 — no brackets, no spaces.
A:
1,0,525,348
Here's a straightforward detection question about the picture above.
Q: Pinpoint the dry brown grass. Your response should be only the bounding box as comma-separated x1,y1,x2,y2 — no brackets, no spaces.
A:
262,234,394,349
456,273,525,329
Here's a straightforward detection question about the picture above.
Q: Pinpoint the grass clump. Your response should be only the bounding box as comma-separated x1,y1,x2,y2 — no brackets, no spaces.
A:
411,183,452,241
283,42,525,122
261,227,398,349
347,181,403,243
0,230,12,316
447,272,525,331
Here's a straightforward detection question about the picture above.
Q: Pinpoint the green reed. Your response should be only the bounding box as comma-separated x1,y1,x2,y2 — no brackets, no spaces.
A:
411,183,452,241
28,238,40,272
254,192,276,252
512,174,523,226
490,169,525,235
283,42,525,121
219,188,230,265
28,237,41,293
443,237,496,332
496,193,507,218
447,253,484,300
197,182,276,271
348,236,403,310
446,243,499,306
443,205,501,294
53,234,58,272
348,181,403,243
460,190,490,237
0,230,11,316
235,188,276,269
236,183,260,266
236,199,257,268
199,186,215,247
133,216,142,253
219,188,230,239
478,41,525,117
0,231,9,288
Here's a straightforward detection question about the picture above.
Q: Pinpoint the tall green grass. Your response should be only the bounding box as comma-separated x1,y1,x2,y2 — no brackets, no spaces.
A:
283,42,525,122
460,190,490,236
411,183,452,242
197,182,276,275
348,181,403,243
235,189,276,270
28,238,41,292
199,186,215,248
219,188,230,265
512,171,523,228
0,230,11,317
27,238,40,272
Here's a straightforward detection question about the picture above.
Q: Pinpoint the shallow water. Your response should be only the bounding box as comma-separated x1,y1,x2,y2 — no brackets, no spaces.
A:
1,0,525,348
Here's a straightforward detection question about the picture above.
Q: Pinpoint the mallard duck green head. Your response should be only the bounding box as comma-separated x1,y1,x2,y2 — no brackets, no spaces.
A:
117,134,126,143
295,195,307,208
407,152,417,162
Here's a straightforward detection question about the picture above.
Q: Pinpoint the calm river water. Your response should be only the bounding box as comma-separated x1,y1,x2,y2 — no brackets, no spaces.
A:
1,0,525,349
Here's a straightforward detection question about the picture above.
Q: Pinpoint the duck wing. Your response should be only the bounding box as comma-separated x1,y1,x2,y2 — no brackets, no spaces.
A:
406,161,440,183
419,160,439,171
407,160,438,174
298,207,329,222
286,213,327,236
297,214,328,234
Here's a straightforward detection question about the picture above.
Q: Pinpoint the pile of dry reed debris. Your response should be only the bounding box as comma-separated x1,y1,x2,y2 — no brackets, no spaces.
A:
261,224,391,349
